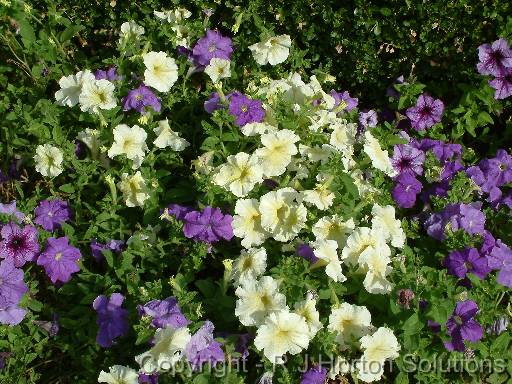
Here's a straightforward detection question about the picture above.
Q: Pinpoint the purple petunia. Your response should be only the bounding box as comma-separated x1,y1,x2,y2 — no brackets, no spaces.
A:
406,94,444,131
164,204,195,222
424,203,486,241
183,207,233,243
93,293,129,348
476,38,512,77
296,243,319,263
122,84,161,114
300,365,327,384
0,260,28,325
330,90,358,112
444,248,490,280
137,296,190,329
444,300,483,352
487,240,512,287
192,29,233,66
95,67,120,81
228,93,265,127
358,109,378,128
185,320,225,371
37,236,81,284
0,223,39,267
392,173,423,208
204,92,223,114
391,144,425,176
0,201,25,223
489,70,512,100
138,373,159,384
90,239,125,262
34,199,72,231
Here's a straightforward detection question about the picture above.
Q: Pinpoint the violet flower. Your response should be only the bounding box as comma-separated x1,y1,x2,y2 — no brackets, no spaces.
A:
37,236,81,284
0,222,39,267
228,93,265,127
476,38,512,77
444,300,483,352
192,29,233,66
406,94,444,131
93,293,129,348
34,199,72,232
137,296,190,329
183,207,233,243
185,320,225,371
444,248,490,280
122,84,161,114
300,365,327,384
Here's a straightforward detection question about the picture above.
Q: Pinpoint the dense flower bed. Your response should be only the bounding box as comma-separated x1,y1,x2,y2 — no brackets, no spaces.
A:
0,2,511,384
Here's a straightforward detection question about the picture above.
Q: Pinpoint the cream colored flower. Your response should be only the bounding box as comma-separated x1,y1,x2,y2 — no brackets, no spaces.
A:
231,247,267,286
302,176,335,210
313,239,346,282
330,120,357,153
356,327,400,382
98,365,139,384
249,35,291,66
204,58,231,83
55,70,95,107
153,119,189,150
119,21,144,42
213,152,263,197
328,303,372,346
135,326,191,373
154,8,191,23
341,227,389,266
363,131,396,177
358,248,393,294
117,171,150,207
232,198,269,248
108,124,148,169
254,310,310,362
79,79,116,113
143,51,178,92
34,144,63,177
371,204,405,248
77,128,101,158
259,188,307,242
294,295,322,338
255,129,300,177
312,216,355,248
240,122,277,137
235,276,287,326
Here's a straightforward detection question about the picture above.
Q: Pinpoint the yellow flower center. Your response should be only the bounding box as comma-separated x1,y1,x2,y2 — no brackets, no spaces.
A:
55,252,63,261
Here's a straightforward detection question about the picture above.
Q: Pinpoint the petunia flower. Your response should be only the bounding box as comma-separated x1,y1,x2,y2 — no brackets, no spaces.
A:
37,236,81,284
0,223,39,267
444,300,483,352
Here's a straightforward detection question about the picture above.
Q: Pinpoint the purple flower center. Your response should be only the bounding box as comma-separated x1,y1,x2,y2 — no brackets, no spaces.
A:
464,261,473,271
241,105,248,113
454,315,463,325
54,252,63,261
135,93,143,101
9,236,25,251
420,105,433,117
208,44,217,53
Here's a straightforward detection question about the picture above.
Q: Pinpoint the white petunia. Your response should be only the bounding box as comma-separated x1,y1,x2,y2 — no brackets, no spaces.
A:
249,35,291,66
240,122,277,137
204,58,231,83
153,119,189,151
154,8,191,23
312,239,346,282
371,204,405,248
135,326,191,373
327,356,352,380
34,144,63,177
328,303,372,346
356,327,400,382
259,188,307,242
119,21,145,42
232,198,269,248
55,70,95,107
255,129,300,177
108,124,148,169
254,309,310,362
213,152,263,197
143,51,179,92
341,227,389,266
302,175,335,210
235,276,287,326
294,295,322,338
299,144,336,164
312,216,355,248
79,79,116,114
330,120,357,153
358,248,393,294
98,365,139,384
117,171,150,207
363,131,396,177
308,110,338,132
231,247,267,286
